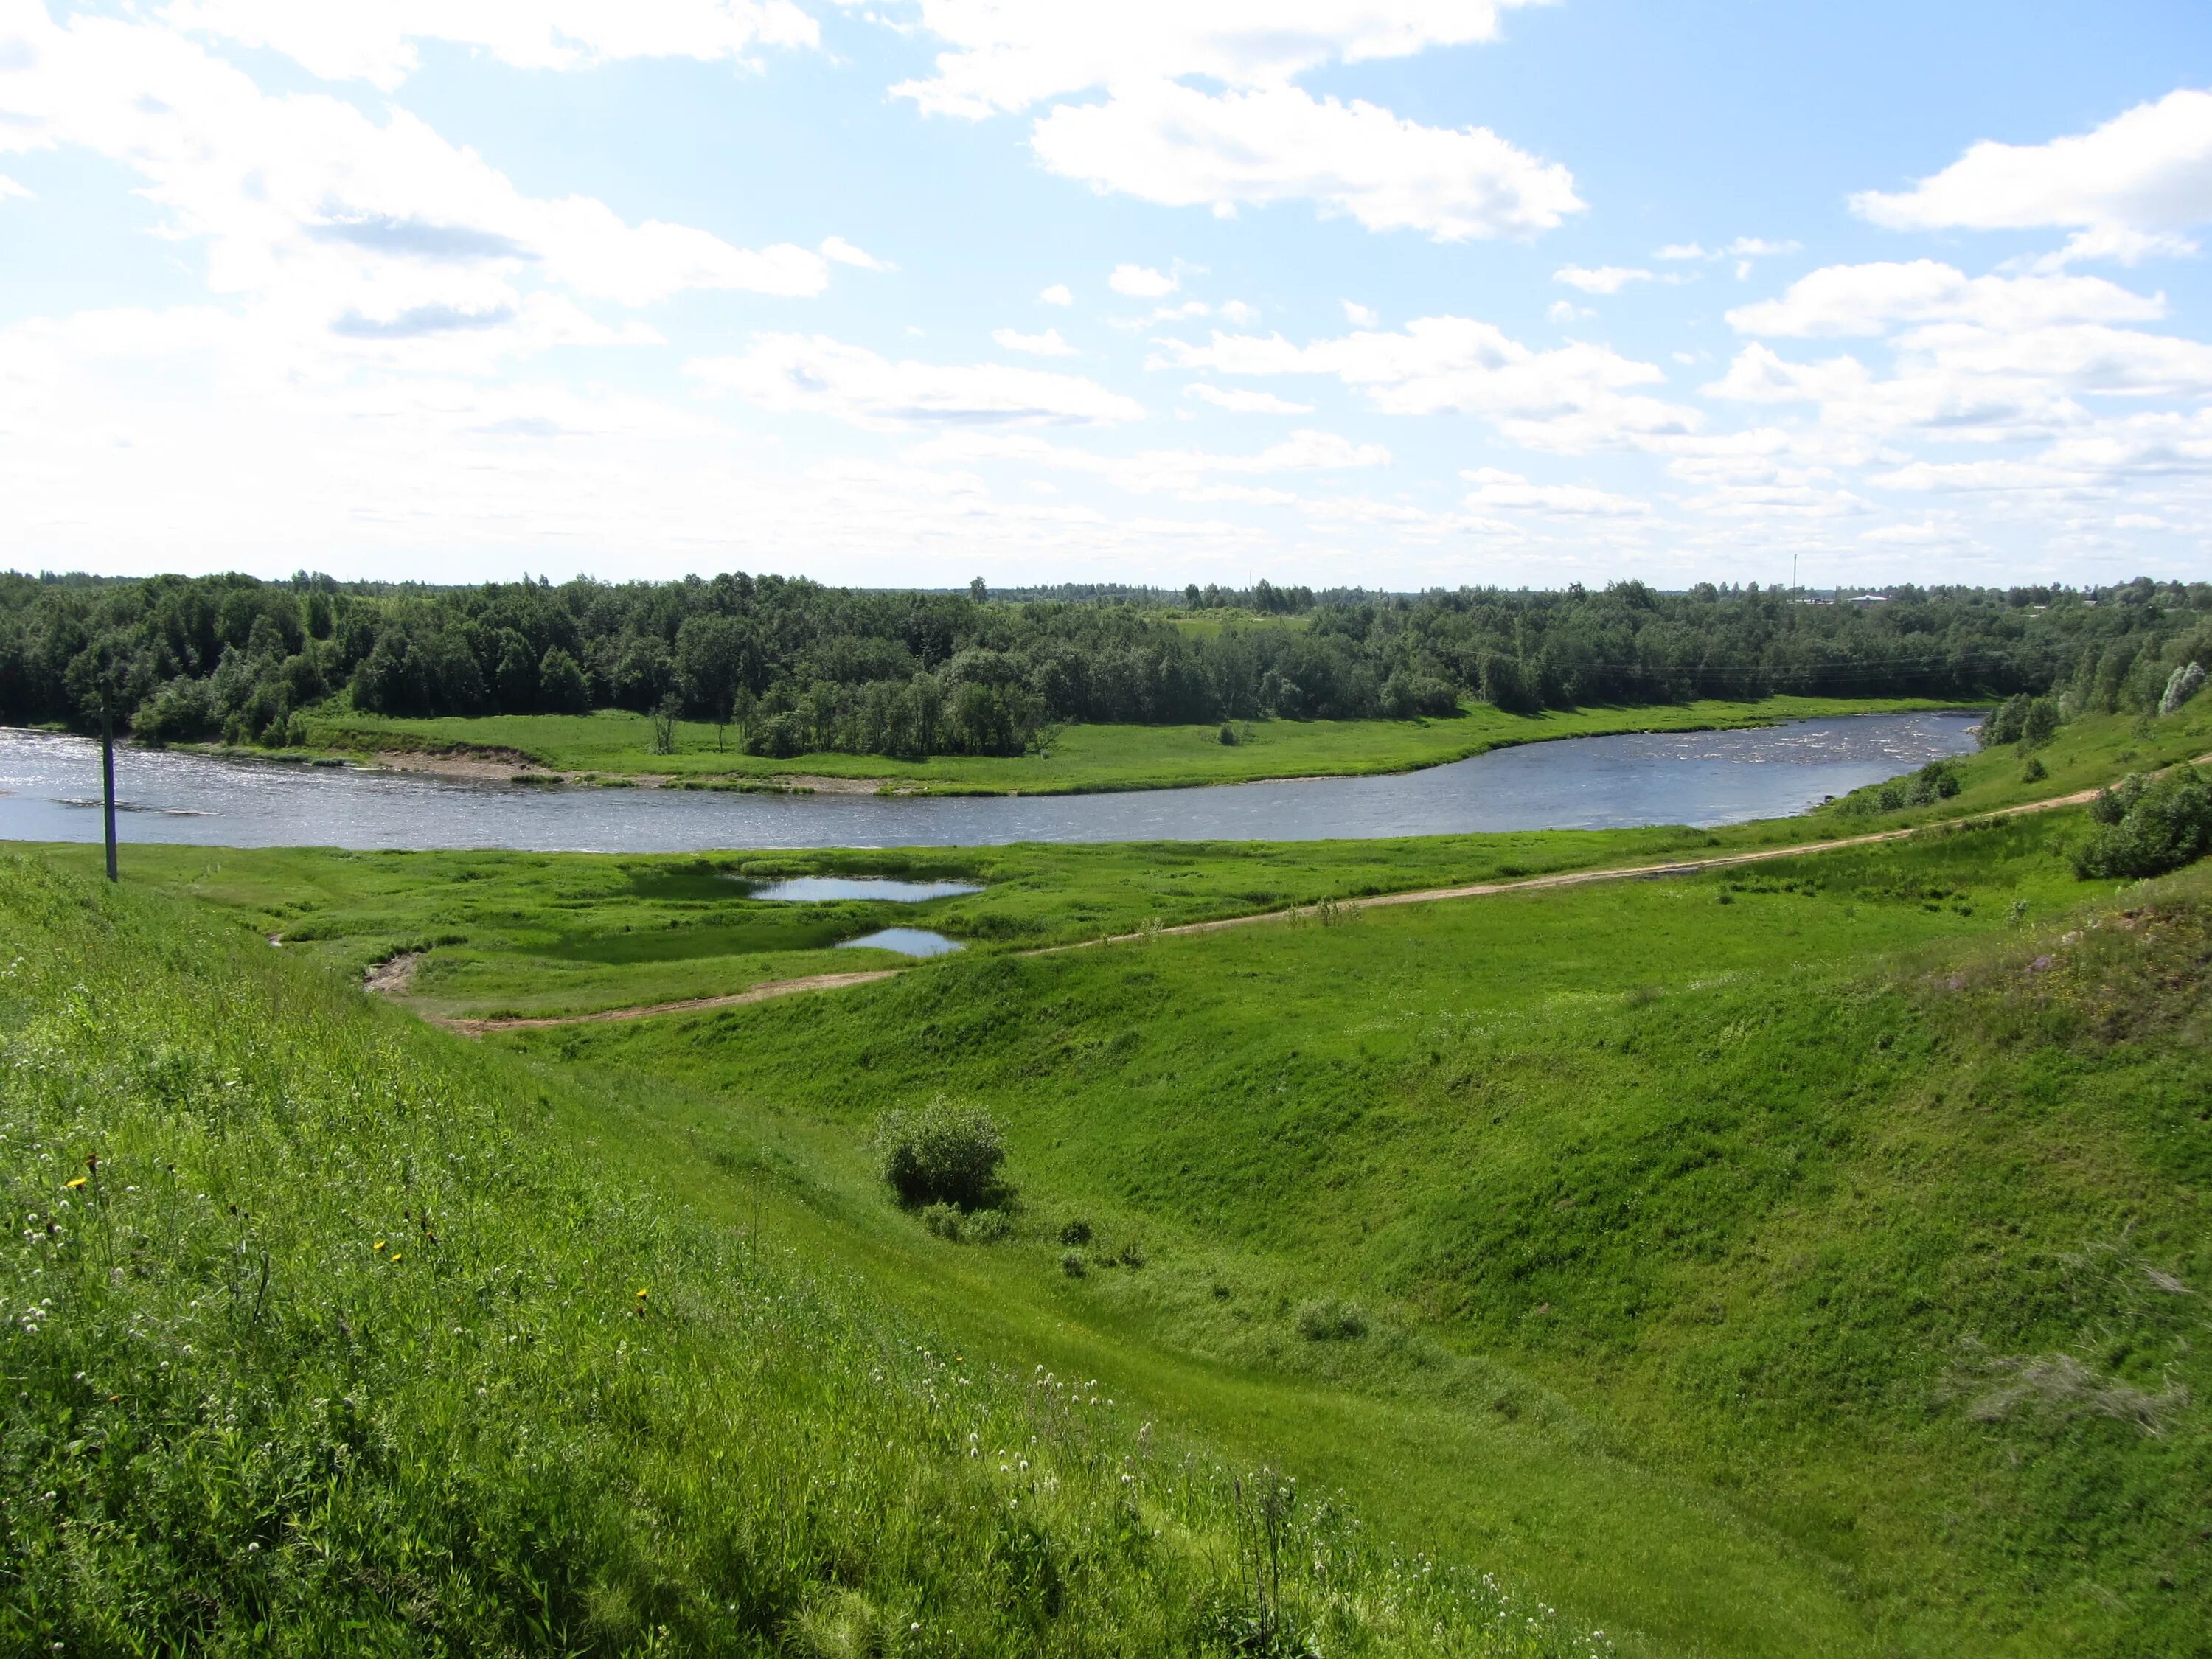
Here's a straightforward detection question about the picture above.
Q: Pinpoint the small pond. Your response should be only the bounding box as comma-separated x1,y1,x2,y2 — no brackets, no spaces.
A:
747,876,982,902
835,928,965,958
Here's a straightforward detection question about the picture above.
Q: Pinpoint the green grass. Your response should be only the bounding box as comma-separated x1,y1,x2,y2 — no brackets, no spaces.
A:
0,858,1604,1656
12,698,2210,1652
298,695,1966,794
482,810,2211,1656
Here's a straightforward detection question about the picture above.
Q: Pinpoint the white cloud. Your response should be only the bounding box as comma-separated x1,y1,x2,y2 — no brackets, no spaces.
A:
1183,383,1315,414
1110,263,1178,298
0,7,830,328
821,236,890,271
1461,467,1651,515
912,425,1388,501
1853,88,2212,262
1342,300,1379,327
161,0,820,91
1555,265,1652,294
0,171,30,200
1656,242,1707,260
1547,299,1590,323
1156,316,1698,451
1728,261,2166,338
1033,81,1580,241
688,333,1143,428
1724,236,1801,259
993,326,1077,356
1039,283,1074,306
888,1,1547,119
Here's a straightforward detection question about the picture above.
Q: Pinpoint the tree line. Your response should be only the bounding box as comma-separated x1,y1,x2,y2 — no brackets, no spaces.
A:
1,568,2205,760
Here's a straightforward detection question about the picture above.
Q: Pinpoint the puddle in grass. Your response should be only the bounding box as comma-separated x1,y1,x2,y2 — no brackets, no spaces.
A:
748,876,981,902
835,928,964,958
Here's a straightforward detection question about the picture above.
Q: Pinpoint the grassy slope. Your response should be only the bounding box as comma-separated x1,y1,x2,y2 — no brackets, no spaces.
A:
299,695,1961,793
0,858,1601,1658
495,813,2211,1657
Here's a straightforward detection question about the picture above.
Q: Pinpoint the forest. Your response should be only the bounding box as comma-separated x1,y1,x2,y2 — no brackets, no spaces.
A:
1,568,2206,760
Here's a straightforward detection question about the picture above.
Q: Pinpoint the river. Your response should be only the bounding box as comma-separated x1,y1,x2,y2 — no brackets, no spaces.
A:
0,713,1980,852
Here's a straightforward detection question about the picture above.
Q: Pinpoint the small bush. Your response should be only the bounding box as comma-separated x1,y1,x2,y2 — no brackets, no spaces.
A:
1060,1250,1088,1279
2073,767,2212,880
2022,756,2048,784
1294,1298,1368,1341
875,1099,1009,1210
1117,1240,1148,1269
1059,1217,1093,1246
964,1208,1013,1244
919,1202,964,1241
2158,661,2204,717
1218,723,1239,746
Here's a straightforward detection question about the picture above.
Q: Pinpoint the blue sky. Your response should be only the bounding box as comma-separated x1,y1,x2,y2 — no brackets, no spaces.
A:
4,1,2211,590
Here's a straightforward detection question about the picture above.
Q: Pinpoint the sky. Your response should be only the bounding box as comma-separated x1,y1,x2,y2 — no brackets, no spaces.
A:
4,1,2212,592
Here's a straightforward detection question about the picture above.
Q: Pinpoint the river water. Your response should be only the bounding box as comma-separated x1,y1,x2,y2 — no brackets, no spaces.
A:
0,713,1979,852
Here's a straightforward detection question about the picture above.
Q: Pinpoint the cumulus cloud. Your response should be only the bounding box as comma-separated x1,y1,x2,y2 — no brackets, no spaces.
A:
888,1,1546,119
993,326,1077,356
1853,88,2212,262
1156,316,1697,451
1032,81,1580,241
1555,265,1653,294
160,0,820,90
0,5,832,333
1728,261,2166,337
688,333,1143,428
1039,283,1074,306
821,236,891,271
1461,467,1651,515
1183,383,1316,414
1110,263,1178,298
1342,300,1380,327
0,171,30,200
911,425,1388,501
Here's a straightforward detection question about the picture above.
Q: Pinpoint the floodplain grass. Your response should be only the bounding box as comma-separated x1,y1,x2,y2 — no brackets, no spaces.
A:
0,857,1607,1658
74,698,2212,1026
297,695,1964,794
499,812,2212,1657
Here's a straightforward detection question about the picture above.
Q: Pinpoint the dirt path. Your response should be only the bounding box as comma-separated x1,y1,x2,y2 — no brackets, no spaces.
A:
434,968,902,1034
420,762,2201,1034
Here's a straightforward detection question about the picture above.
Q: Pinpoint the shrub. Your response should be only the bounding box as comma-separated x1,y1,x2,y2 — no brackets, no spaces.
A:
1294,1298,1368,1341
130,676,220,745
2160,661,2205,717
1980,692,2031,748
2073,767,2212,880
1059,1217,1093,1247
1060,1250,1088,1279
1218,723,1238,746
964,1208,1014,1244
920,1201,965,1241
1117,1240,1148,1269
875,1099,1008,1210
2022,756,2048,784
1904,761,1963,807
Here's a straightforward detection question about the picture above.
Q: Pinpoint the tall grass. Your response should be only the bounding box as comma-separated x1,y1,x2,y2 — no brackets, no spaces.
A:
0,858,1599,1657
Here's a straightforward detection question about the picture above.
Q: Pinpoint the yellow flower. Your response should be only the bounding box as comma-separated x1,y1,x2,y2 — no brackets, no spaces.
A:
64,1177,86,1190
373,1241,386,1252
635,1288,649,1299
389,1252,403,1264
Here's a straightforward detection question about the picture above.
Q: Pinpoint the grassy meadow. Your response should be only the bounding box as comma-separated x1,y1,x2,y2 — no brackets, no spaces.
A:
297,695,1963,794
5,695,2210,1652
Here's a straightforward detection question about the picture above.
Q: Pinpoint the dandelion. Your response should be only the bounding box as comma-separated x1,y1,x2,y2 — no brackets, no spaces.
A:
64,1177,86,1191
389,1253,403,1263
372,1241,386,1253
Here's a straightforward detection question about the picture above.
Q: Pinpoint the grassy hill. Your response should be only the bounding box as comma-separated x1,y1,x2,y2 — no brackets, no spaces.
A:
0,858,1599,1656
477,813,2209,1655
9,698,2210,1652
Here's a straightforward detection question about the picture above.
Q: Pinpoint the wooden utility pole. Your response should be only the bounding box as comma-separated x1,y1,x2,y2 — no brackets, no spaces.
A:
100,695,118,882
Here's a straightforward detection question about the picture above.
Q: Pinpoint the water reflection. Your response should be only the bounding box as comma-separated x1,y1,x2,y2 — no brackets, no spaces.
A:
835,928,964,958
748,876,982,902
